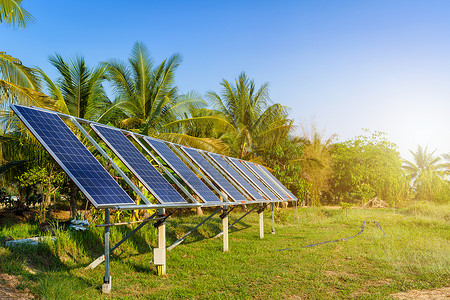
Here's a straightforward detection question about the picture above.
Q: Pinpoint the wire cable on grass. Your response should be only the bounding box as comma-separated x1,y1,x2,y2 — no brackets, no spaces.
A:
276,220,386,251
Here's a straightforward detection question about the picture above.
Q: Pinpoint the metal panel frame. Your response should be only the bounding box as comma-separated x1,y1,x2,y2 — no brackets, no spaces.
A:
225,157,281,201
241,161,289,200
180,147,254,204
143,137,222,204
90,124,189,205
205,152,265,201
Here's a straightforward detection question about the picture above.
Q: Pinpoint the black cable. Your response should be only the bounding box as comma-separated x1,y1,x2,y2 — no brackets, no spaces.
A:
277,220,385,252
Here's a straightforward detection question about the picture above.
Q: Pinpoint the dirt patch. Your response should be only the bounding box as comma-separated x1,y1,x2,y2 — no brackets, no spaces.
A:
0,273,34,299
351,279,392,297
391,286,450,299
323,270,356,278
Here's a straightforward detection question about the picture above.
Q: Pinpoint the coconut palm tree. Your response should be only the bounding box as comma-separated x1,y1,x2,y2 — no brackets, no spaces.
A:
403,145,449,200
104,42,225,151
0,0,34,29
206,72,293,159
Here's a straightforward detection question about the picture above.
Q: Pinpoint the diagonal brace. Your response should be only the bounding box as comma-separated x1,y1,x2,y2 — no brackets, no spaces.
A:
86,212,157,270
167,207,222,251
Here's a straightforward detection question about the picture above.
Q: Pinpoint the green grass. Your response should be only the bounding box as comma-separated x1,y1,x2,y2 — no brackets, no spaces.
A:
0,204,449,299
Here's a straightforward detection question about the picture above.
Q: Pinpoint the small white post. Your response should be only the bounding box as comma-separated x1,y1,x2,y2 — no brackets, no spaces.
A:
102,208,112,294
155,208,166,275
222,206,229,252
259,205,264,239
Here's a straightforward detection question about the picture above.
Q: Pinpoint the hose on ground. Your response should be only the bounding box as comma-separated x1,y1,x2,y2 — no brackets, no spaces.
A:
276,220,386,251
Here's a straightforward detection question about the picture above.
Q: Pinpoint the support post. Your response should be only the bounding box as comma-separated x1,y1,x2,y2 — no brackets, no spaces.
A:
271,202,275,234
102,208,111,294
155,208,166,276
259,204,264,239
222,206,229,252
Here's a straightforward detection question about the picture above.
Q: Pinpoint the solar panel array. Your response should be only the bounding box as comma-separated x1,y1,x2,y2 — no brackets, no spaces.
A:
227,157,279,200
206,153,264,201
242,161,290,200
258,164,298,200
144,138,222,203
181,147,248,202
11,105,135,208
90,124,187,204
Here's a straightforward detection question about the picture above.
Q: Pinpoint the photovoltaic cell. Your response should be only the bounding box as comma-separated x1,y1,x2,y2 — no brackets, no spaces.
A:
227,157,279,200
90,124,187,204
181,147,247,202
207,153,265,201
11,105,135,208
242,161,291,200
258,164,298,200
144,138,221,203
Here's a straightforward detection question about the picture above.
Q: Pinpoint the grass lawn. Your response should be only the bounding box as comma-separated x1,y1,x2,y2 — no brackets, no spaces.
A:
0,202,449,299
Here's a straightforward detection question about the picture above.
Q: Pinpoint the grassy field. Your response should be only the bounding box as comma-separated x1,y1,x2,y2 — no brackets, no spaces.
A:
0,202,449,299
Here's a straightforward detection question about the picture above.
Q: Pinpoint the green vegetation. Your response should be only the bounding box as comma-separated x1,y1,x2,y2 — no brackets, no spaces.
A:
0,205,448,299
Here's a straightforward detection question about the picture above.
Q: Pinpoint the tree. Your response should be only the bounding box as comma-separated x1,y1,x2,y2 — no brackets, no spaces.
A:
207,72,293,159
403,146,449,201
263,138,308,205
16,164,65,221
296,124,336,206
1,52,57,211
104,42,223,151
331,130,408,205
0,0,34,29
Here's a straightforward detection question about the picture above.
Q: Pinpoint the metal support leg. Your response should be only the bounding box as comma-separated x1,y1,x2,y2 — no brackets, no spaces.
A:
155,208,166,276
271,203,275,234
102,209,111,294
86,213,157,270
222,206,229,252
259,205,264,239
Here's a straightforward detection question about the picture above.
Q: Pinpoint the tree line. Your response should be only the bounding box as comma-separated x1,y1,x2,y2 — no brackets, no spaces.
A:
1,2,449,221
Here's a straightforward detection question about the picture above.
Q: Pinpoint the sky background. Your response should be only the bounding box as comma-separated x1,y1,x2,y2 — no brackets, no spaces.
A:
2,0,450,160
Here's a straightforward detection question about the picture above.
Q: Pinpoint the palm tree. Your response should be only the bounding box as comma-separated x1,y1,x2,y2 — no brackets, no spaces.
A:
296,124,336,206
0,53,57,210
206,72,293,159
403,145,448,200
104,42,225,151
0,0,34,29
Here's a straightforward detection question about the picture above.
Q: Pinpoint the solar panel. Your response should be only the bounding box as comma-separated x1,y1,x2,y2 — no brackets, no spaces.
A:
143,138,221,203
257,164,298,200
242,161,291,200
11,105,135,208
181,147,248,203
90,124,187,204
226,157,279,200
206,153,265,201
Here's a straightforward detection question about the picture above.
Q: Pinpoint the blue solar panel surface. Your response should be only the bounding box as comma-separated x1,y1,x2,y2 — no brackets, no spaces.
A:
181,147,247,202
12,105,135,208
90,124,187,204
144,138,221,203
258,164,297,200
243,161,290,200
227,157,278,200
207,153,264,201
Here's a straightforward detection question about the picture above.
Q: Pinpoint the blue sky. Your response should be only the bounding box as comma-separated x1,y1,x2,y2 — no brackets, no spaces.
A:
2,0,450,160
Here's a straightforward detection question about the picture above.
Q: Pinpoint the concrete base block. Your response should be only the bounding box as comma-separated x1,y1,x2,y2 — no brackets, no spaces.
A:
102,276,112,294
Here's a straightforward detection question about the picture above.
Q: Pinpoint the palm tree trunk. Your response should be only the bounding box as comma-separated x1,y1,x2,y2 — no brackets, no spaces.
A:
69,181,78,218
